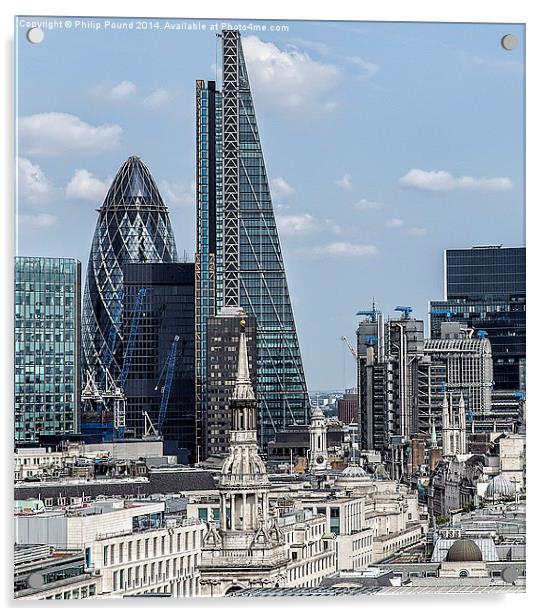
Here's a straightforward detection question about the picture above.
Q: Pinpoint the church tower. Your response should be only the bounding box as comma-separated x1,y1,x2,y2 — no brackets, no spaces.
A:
308,406,329,473
199,319,289,596
442,393,467,456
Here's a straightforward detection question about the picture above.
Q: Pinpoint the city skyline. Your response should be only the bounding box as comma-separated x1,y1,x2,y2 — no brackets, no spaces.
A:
15,18,525,389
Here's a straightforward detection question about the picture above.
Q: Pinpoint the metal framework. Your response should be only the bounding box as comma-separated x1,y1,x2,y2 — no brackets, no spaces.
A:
222,31,241,308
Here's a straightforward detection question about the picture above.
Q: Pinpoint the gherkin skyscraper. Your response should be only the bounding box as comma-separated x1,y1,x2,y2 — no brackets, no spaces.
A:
82,156,178,391
196,31,310,451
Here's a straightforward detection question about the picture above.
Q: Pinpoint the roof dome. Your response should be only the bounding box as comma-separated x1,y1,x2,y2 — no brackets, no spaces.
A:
446,539,483,562
311,407,325,419
341,465,367,478
485,474,515,498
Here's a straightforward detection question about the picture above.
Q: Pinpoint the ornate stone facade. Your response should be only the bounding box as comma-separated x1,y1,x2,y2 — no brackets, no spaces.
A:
199,320,289,596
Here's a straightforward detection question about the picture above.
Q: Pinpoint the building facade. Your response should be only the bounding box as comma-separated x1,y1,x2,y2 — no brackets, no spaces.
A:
82,156,178,435
15,499,205,598
202,307,257,460
15,257,81,444
195,30,310,451
430,246,525,392
123,262,196,461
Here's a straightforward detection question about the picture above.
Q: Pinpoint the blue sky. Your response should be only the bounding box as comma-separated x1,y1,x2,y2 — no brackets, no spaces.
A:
15,17,525,390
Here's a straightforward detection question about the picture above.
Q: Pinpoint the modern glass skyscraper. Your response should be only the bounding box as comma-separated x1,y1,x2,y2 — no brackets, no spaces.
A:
123,262,196,462
14,257,81,444
82,156,178,433
82,156,178,381
196,31,310,450
430,245,525,391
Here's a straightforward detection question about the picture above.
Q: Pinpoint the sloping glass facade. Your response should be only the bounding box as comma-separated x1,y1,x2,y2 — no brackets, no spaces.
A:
82,157,178,415
196,31,310,450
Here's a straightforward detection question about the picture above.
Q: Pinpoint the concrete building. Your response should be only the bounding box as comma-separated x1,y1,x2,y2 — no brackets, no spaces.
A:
15,498,205,597
14,544,101,600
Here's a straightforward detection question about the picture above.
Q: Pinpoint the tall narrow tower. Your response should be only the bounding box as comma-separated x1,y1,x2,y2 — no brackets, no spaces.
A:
199,320,288,596
196,31,310,451
309,407,329,473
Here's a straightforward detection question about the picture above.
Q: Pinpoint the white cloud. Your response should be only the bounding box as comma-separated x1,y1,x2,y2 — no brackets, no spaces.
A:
385,218,404,228
143,88,172,109
65,169,111,202
305,242,378,258
406,226,428,237
335,173,352,190
276,213,340,236
17,157,54,203
18,213,57,228
270,176,295,200
241,36,340,114
92,81,137,102
107,80,137,101
399,168,513,192
354,198,382,211
19,113,122,157
160,180,196,207
347,56,380,79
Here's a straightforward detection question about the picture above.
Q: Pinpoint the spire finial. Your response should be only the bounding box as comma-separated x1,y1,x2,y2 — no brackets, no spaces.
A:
232,318,255,401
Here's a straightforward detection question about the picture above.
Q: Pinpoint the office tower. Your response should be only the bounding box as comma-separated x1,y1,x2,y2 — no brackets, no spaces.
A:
122,263,196,462
337,390,359,424
14,257,81,444
357,310,424,458
203,307,257,460
430,245,525,391
196,31,310,450
81,156,178,434
357,310,385,451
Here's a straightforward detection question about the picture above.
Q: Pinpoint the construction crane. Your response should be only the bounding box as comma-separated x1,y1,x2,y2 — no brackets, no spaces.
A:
119,288,148,389
356,299,379,321
395,305,413,319
156,335,180,436
341,336,358,360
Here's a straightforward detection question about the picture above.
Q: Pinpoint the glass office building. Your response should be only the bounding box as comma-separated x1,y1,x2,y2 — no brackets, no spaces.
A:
123,262,196,462
14,257,81,444
82,156,178,406
430,246,525,391
196,31,310,450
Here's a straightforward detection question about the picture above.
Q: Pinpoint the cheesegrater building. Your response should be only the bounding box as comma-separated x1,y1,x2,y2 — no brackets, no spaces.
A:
195,30,310,452
82,156,179,435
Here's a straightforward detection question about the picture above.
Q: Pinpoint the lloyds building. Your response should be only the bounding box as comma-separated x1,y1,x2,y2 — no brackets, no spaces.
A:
196,30,310,451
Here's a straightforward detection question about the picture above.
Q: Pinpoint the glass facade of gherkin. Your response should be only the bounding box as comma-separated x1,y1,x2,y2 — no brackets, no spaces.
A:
82,156,178,398
196,31,310,450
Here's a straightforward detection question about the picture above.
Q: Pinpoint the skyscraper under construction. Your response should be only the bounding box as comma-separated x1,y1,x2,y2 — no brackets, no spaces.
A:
196,30,310,452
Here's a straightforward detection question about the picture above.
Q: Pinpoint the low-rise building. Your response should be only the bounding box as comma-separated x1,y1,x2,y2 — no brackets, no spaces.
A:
15,498,205,598
14,544,101,600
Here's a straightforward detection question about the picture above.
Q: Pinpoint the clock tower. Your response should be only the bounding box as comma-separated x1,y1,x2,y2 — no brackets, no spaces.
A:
309,406,329,473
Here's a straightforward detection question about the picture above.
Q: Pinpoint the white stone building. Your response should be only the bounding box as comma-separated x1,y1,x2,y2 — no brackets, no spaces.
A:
14,499,205,597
